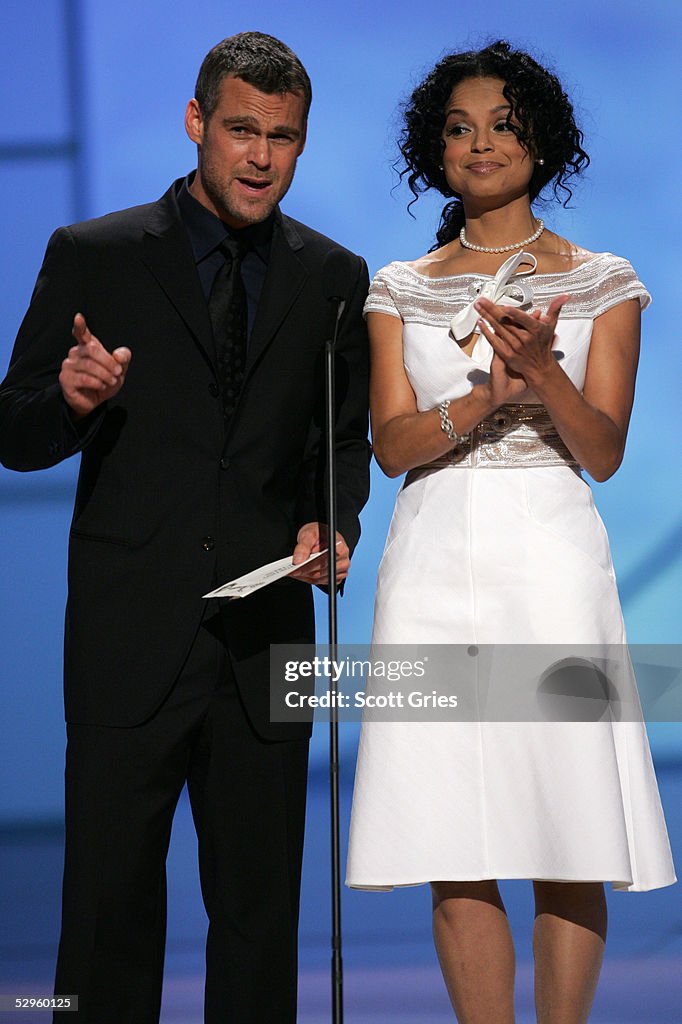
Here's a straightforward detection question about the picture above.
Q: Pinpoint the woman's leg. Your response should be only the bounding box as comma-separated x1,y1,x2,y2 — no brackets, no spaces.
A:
431,880,516,1023
532,881,607,1024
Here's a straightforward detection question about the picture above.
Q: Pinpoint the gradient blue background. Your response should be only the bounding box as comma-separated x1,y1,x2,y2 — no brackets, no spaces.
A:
1,0,680,824
1,3,680,1021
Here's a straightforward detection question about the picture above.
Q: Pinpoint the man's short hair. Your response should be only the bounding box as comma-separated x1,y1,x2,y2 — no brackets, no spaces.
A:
195,31,312,122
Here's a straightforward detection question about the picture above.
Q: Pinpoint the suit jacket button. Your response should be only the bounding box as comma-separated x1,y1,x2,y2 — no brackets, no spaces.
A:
202,536,215,552
220,456,230,470
208,382,219,397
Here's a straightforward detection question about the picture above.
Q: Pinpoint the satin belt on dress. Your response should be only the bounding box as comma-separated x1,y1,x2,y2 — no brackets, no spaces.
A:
422,404,579,470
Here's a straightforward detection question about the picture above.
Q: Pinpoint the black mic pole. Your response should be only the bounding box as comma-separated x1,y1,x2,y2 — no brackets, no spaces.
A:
325,294,345,1024
322,248,355,1024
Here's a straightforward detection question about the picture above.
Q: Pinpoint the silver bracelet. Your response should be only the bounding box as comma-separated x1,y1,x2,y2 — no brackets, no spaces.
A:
437,400,466,444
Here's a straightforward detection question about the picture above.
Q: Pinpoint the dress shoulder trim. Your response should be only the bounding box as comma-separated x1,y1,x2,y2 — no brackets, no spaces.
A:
536,253,651,319
362,254,651,324
363,262,407,321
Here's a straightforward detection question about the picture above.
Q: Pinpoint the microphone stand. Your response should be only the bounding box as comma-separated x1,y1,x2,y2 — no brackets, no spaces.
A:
325,296,345,1024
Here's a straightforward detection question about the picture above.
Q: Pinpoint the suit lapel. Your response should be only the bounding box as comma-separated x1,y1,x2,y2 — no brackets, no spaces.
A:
245,214,308,377
140,191,308,385
141,184,216,371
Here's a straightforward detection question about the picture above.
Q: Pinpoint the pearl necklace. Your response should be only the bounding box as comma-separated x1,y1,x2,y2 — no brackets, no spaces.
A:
459,219,545,254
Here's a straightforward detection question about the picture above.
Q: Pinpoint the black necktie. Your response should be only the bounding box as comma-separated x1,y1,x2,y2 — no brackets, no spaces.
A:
208,238,248,423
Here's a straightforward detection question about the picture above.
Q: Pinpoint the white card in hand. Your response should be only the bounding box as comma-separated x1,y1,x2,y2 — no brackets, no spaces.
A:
203,550,327,600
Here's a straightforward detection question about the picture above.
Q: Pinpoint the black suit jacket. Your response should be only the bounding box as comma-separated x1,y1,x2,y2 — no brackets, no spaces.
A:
0,179,371,739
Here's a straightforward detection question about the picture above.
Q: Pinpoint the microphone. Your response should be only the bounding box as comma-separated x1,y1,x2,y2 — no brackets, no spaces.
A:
322,248,356,321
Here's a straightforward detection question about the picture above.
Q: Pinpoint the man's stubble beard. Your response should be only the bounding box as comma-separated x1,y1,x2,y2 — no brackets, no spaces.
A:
200,163,290,228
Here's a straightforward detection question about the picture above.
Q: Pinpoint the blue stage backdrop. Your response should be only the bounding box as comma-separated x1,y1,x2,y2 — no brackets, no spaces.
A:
1,0,680,822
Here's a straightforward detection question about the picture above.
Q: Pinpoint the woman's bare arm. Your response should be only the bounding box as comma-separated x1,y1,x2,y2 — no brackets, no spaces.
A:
369,311,506,477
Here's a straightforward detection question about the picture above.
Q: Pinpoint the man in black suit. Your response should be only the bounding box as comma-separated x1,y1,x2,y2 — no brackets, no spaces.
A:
0,32,370,1023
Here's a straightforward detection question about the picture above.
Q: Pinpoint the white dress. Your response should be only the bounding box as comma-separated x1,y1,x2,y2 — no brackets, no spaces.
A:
346,253,676,893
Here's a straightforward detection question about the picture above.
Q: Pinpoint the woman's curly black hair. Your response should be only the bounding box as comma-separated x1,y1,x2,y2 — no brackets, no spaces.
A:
398,40,590,249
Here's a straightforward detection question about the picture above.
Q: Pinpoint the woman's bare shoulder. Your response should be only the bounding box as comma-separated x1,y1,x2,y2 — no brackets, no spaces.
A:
404,242,464,279
534,233,597,274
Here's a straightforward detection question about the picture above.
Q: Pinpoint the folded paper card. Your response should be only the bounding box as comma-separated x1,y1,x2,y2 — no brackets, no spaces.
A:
203,550,327,600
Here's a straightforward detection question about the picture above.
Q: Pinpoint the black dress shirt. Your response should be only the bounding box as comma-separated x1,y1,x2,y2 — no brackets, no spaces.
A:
177,173,273,340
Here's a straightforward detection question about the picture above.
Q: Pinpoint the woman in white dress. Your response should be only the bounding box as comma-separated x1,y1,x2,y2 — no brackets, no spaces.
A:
346,40,676,1023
